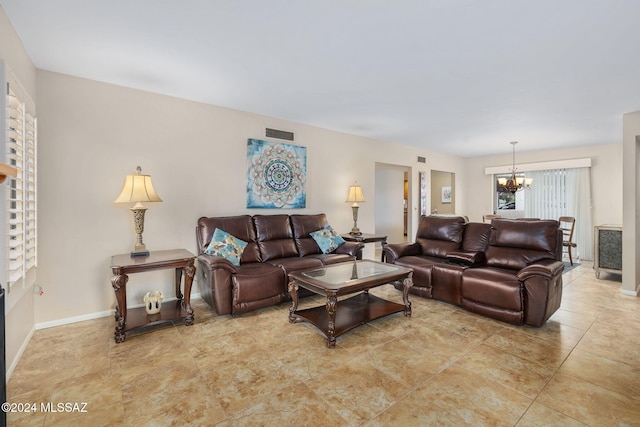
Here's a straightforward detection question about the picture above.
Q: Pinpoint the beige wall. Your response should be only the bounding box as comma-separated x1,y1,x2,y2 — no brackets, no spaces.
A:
0,6,37,376
622,112,640,295
463,144,623,227
35,70,465,324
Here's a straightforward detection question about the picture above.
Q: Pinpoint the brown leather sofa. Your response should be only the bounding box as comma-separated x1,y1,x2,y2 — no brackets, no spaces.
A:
195,213,364,316
383,215,564,326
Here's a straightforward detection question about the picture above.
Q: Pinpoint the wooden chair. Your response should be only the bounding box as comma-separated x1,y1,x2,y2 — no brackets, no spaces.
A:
559,216,577,265
483,214,502,223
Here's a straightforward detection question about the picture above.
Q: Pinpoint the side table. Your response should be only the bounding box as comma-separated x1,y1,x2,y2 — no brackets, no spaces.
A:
340,233,388,262
110,249,196,343
594,225,623,279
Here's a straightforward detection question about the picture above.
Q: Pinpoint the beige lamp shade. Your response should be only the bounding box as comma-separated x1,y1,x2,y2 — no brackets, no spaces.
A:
114,166,163,205
346,183,366,204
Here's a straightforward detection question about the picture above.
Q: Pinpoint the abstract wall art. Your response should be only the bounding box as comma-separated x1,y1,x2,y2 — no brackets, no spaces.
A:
246,138,306,208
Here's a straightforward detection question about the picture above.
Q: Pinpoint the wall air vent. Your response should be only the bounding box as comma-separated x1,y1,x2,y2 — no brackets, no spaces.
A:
266,128,294,141
417,156,426,163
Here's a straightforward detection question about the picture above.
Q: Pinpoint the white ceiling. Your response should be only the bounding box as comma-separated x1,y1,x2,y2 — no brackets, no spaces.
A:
2,0,640,157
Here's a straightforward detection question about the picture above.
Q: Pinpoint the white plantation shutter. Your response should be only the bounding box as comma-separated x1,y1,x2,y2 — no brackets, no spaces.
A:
4,66,37,299
23,110,37,273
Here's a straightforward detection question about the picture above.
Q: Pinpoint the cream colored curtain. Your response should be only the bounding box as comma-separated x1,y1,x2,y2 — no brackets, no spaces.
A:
524,167,593,261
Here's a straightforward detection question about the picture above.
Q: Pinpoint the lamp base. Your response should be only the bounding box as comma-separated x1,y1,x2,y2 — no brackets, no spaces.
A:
130,250,150,257
350,229,362,236
130,243,149,257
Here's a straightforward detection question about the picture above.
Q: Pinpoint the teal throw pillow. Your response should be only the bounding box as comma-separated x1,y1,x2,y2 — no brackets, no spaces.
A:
204,228,248,266
310,225,346,254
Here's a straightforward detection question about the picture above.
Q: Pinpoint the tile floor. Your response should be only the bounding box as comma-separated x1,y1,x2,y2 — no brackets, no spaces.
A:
7,261,640,426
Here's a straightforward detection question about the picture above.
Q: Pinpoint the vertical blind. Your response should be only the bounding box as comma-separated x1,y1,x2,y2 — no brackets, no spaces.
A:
5,77,37,293
524,167,593,261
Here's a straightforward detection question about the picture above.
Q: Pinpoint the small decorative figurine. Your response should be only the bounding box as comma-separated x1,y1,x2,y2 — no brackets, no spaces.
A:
144,291,164,315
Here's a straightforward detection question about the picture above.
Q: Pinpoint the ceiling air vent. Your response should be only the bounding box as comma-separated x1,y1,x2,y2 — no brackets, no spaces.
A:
417,156,426,163
266,128,294,141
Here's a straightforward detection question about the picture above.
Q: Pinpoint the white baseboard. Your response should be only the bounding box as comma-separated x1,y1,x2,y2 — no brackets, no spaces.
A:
6,325,35,381
35,293,202,330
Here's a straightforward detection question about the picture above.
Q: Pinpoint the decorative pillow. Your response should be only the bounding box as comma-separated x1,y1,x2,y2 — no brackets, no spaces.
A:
204,228,248,266
310,225,346,254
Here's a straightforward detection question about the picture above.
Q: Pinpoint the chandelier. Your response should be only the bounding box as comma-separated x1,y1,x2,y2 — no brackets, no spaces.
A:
497,141,532,194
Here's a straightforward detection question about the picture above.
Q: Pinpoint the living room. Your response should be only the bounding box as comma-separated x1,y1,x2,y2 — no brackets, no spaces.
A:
1,2,639,425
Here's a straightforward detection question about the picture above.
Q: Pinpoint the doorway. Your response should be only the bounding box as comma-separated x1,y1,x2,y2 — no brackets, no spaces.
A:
375,163,410,245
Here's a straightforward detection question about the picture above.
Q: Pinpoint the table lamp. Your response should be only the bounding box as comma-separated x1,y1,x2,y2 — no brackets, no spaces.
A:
114,166,163,256
346,182,365,235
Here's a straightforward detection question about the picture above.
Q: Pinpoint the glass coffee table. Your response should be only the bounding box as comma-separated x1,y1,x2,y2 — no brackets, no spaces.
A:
288,260,413,348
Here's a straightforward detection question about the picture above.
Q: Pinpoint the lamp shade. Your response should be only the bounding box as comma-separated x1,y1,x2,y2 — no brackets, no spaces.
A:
114,166,163,204
346,183,365,204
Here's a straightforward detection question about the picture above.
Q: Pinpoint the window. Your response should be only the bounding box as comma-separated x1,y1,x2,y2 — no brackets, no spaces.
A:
4,72,37,304
495,172,527,212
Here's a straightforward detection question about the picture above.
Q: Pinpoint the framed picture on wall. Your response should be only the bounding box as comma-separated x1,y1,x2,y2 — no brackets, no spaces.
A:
441,186,452,204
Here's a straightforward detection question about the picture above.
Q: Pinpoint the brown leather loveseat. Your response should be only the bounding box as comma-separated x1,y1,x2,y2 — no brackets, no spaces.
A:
383,215,564,326
196,213,363,316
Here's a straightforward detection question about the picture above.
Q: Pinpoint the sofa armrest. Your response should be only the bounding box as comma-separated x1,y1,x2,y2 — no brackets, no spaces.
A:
517,259,564,327
517,259,564,281
197,253,238,273
197,254,238,315
383,242,421,263
336,241,364,258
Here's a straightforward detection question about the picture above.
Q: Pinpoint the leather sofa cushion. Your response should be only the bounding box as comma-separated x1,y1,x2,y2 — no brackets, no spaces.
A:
306,253,355,265
432,264,465,305
415,215,466,258
461,222,491,251
266,256,323,276
254,215,299,261
232,263,286,304
290,214,329,256
462,267,523,311
196,215,261,263
486,219,559,270
445,222,491,265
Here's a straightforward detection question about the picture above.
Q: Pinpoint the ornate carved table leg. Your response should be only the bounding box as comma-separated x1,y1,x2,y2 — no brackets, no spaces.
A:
288,281,299,323
175,267,184,301
326,294,337,348
182,260,196,326
111,268,129,343
402,273,413,317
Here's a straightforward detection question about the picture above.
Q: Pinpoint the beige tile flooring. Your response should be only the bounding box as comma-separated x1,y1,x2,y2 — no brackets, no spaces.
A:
7,261,640,426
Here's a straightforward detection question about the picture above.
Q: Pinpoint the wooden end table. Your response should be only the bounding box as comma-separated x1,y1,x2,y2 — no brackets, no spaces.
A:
340,233,388,262
110,249,196,343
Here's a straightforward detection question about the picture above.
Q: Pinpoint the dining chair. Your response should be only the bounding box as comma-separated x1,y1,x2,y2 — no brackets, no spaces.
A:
483,214,502,223
559,216,577,265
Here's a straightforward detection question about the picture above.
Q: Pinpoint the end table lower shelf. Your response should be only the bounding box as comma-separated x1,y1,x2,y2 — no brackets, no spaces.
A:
115,300,192,337
110,249,196,343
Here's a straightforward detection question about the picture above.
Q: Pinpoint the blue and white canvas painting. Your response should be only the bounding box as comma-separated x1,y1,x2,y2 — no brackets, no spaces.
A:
246,139,306,208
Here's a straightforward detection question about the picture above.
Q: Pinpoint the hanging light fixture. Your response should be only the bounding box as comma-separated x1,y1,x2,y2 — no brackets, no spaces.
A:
497,141,533,194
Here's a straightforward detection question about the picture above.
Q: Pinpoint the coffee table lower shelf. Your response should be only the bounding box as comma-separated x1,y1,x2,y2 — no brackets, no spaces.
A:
289,292,407,347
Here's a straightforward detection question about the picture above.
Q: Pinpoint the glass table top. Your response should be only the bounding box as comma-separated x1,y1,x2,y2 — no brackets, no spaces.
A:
300,260,400,285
